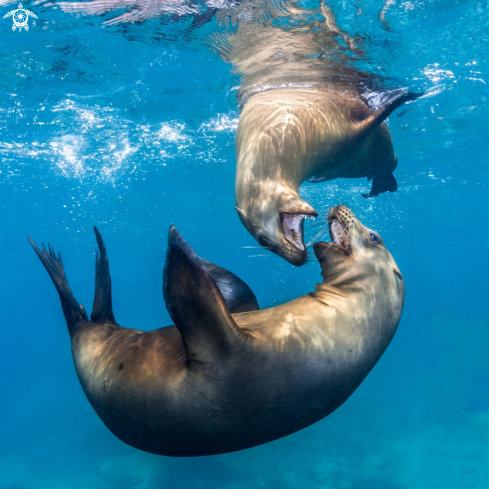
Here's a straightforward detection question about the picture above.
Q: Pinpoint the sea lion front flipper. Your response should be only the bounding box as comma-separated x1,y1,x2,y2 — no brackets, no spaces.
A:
200,258,259,313
28,237,88,334
163,226,246,363
356,90,423,135
91,227,117,325
362,173,398,198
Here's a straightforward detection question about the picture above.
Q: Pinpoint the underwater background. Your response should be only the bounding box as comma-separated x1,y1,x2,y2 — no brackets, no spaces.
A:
1,0,489,487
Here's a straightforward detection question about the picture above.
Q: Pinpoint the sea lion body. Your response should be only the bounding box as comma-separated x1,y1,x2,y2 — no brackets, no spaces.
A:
31,205,404,457
235,87,409,265
217,2,422,265
237,88,397,184
235,86,419,266
72,293,394,456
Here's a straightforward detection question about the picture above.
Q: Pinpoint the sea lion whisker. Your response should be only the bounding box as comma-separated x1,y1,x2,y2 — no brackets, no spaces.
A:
308,220,328,229
306,225,329,248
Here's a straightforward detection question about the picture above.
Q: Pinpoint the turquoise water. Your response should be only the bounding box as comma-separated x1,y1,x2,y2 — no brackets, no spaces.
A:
1,0,489,487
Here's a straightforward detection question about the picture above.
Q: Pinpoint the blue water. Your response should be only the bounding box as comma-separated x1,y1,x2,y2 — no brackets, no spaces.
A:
1,0,489,487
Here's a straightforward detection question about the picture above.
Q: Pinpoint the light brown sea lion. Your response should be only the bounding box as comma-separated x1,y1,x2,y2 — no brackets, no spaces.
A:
235,87,420,266
222,2,422,265
29,205,404,457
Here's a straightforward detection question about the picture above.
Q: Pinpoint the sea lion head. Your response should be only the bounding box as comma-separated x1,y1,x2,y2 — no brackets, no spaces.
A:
313,205,404,295
236,194,317,267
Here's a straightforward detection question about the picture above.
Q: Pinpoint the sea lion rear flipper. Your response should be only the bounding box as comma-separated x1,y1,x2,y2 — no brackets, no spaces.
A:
163,226,247,362
200,258,259,313
362,173,397,198
91,227,117,325
356,90,423,134
28,237,88,334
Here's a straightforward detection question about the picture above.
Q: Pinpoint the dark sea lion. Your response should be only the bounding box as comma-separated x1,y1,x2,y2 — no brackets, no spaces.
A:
29,205,404,457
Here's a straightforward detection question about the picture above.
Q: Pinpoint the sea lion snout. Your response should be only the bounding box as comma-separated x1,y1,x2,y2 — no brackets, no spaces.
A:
313,205,355,264
314,205,383,269
329,205,355,230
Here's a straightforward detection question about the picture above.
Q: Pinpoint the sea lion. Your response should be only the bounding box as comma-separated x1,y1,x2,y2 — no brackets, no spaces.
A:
29,205,404,457
235,87,420,266
223,2,422,265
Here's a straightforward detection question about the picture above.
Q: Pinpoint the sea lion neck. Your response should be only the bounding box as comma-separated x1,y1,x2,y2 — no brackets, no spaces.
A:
235,132,305,199
316,258,368,292
235,89,335,186
317,264,369,291
235,111,314,242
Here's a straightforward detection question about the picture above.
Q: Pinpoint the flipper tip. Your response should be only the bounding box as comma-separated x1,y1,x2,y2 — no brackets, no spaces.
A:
93,225,103,245
401,91,424,105
167,225,204,270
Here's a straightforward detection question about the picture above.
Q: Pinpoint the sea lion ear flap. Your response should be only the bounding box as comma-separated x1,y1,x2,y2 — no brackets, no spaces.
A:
163,226,243,362
356,91,423,135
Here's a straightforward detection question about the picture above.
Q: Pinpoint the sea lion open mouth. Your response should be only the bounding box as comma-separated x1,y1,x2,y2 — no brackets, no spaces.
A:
281,213,316,251
329,215,351,253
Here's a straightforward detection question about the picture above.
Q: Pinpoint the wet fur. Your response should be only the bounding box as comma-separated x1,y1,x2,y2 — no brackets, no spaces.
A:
30,208,404,456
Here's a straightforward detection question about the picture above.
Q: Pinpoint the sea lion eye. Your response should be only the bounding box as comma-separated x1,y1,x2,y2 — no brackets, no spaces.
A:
368,232,379,245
